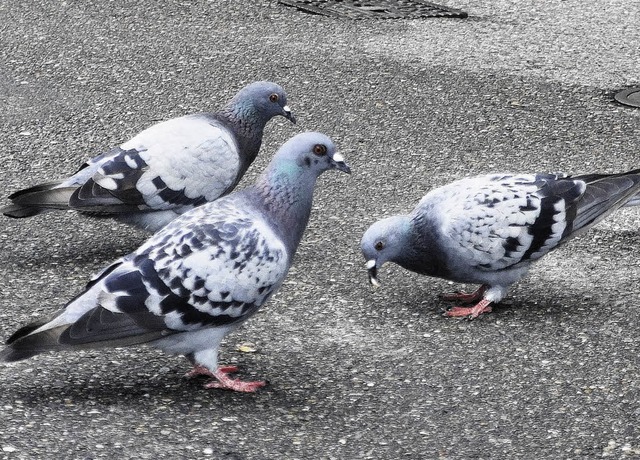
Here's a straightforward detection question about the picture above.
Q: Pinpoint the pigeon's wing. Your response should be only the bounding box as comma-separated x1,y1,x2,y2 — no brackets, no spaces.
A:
68,114,242,213
60,148,126,188
55,200,289,347
431,174,586,272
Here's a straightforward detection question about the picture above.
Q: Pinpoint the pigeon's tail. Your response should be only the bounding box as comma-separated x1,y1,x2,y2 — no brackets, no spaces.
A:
0,317,165,362
571,171,640,209
0,322,69,362
2,182,77,218
624,195,640,207
570,168,640,236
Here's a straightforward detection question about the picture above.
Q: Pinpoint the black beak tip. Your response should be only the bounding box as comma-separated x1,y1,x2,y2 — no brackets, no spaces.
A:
367,267,380,288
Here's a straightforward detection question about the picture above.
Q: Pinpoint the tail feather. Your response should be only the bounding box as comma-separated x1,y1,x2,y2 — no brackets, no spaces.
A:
6,321,50,345
2,183,77,218
1,320,165,363
571,171,640,236
623,196,640,207
9,186,77,206
572,169,640,210
0,325,70,362
7,181,66,200
1,204,48,218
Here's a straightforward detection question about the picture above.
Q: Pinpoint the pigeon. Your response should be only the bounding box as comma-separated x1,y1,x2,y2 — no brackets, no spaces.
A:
0,132,351,392
361,170,640,319
2,81,296,232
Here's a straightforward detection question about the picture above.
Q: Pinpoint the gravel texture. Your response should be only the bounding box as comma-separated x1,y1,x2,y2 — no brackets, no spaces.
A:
1,1,639,459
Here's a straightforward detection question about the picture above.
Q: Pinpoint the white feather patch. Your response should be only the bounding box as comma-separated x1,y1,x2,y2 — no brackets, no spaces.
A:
120,116,240,209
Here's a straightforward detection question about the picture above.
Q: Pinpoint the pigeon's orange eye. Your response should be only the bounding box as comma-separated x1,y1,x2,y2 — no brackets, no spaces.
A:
374,241,384,251
313,144,327,156
269,93,279,102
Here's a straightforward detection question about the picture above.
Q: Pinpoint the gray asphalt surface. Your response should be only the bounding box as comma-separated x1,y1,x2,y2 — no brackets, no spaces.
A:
1,0,640,458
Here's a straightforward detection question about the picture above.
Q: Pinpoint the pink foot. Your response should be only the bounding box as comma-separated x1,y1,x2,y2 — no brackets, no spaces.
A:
439,285,487,303
444,299,493,319
204,368,266,393
185,364,265,392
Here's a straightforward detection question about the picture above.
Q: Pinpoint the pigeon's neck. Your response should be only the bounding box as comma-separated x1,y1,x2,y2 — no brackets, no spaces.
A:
218,103,268,163
400,215,449,278
386,216,419,268
254,163,318,253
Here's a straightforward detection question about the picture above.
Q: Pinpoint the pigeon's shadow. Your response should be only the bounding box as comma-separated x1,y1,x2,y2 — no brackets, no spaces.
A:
7,367,272,408
4,223,145,270
396,281,567,321
3,348,283,408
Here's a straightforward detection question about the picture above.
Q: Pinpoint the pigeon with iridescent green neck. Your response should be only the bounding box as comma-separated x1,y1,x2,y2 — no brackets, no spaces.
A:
0,132,350,392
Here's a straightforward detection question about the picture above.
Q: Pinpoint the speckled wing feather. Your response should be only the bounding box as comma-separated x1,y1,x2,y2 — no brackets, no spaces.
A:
53,198,288,346
429,174,585,271
67,114,241,213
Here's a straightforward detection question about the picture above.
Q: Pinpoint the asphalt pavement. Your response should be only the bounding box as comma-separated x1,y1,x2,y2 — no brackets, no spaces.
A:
1,0,639,458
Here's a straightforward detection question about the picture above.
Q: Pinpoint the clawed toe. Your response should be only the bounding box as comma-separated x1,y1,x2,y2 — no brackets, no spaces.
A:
204,379,266,393
186,365,267,393
443,300,493,319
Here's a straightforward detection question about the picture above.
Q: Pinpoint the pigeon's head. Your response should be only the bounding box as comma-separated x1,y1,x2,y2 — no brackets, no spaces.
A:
360,215,412,287
235,81,296,124
274,132,351,177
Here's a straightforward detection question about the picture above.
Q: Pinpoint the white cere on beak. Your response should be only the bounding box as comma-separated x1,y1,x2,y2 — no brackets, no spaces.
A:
333,152,345,163
283,105,291,112
366,259,376,269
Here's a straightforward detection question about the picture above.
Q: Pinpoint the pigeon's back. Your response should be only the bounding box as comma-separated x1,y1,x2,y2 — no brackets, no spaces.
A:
1,81,296,233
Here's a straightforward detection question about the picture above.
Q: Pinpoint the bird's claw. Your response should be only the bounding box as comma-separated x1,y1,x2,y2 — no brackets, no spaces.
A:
443,301,493,319
204,379,266,393
185,364,265,392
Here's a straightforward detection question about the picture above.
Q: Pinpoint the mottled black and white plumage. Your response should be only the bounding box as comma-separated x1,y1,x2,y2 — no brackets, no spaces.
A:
2,81,296,231
361,170,640,318
0,132,351,392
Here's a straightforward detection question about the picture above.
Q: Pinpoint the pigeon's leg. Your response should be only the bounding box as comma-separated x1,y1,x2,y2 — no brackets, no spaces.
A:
440,285,487,303
444,299,493,319
204,367,266,393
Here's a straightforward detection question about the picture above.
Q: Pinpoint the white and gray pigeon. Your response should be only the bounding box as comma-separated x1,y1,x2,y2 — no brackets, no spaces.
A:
0,132,350,392
1,81,296,232
361,170,640,319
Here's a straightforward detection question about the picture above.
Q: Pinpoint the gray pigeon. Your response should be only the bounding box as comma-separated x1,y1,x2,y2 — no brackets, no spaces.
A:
361,170,640,318
2,81,296,232
0,132,350,392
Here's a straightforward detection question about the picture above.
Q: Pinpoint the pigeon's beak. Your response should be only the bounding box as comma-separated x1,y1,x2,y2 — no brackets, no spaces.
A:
331,152,352,174
283,105,296,124
366,259,380,288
